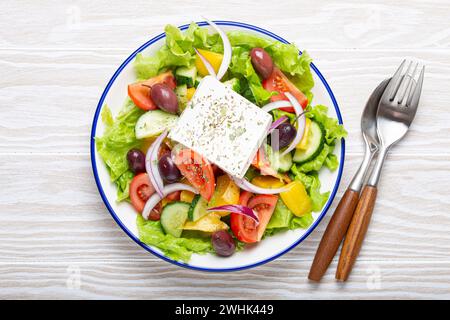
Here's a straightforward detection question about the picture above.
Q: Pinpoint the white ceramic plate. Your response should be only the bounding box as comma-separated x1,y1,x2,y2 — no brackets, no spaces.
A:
90,21,345,272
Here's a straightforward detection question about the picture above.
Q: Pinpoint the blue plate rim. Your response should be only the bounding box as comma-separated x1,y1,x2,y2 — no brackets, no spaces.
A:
90,20,345,272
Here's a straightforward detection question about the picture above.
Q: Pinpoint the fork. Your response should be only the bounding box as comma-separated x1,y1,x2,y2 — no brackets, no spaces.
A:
335,60,425,281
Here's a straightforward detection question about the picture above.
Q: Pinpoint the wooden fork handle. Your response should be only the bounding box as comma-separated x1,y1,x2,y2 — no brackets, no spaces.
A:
336,185,378,281
308,188,359,281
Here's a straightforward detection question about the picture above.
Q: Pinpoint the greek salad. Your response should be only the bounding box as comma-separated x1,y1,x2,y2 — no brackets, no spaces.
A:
96,20,347,262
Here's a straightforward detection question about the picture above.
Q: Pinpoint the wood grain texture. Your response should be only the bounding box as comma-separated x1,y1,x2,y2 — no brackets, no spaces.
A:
1,260,450,300
1,0,449,299
309,188,359,281
1,0,449,50
336,186,378,281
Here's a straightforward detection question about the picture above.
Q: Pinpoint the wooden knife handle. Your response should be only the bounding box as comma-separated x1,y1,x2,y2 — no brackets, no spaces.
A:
308,188,360,281
336,185,378,281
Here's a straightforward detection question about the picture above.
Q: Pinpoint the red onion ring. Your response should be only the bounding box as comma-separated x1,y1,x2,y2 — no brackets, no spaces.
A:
208,205,259,225
262,100,292,112
145,130,168,198
142,183,198,220
268,115,289,134
281,92,306,156
202,17,232,81
194,48,216,77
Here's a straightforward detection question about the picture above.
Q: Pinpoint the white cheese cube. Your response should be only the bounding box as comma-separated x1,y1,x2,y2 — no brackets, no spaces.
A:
169,76,272,178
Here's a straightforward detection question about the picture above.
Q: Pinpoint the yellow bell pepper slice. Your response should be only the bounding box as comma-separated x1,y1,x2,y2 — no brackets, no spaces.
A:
183,213,229,233
195,49,223,77
251,176,285,189
180,190,195,203
186,87,196,100
208,175,240,216
280,181,312,217
296,118,312,150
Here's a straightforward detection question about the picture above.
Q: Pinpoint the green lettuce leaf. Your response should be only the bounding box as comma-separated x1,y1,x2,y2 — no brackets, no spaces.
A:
325,153,339,171
229,46,274,105
227,31,273,49
116,170,134,202
307,104,347,145
227,31,314,94
290,213,314,229
95,100,144,201
265,198,314,236
137,215,213,262
267,199,293,229
296,144,331,173
307,174,330,212
135,23,220,80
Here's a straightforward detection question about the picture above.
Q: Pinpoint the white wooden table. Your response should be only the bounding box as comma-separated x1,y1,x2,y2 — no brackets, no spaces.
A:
1,0,449,299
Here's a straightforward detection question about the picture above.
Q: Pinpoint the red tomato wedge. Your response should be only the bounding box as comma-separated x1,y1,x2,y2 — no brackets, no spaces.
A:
173,149,215,201
231,192,278,243
263,67,308,113
166,191,181,201
248,195,278,241
231,191,256,243
129,173,155,213
128,71,176,111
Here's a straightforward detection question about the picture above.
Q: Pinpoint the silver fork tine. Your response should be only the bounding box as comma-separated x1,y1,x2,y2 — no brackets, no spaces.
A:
386,59,406,101
407,66,425,110
398,62,419,104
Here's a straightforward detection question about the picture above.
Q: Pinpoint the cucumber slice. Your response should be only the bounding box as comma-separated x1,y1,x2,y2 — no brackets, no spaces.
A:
175,84,188,113
160,201,190,238
188,195,209,221
293,121,324,164
274,150,293,172
135,109,178,139
224,78,241,92
175,66,197,88
266,145,293,173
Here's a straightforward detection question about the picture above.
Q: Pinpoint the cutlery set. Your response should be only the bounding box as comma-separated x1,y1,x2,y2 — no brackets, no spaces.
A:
309,60,425,281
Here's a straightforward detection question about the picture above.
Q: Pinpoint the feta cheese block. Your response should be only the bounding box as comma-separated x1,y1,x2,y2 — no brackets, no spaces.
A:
169,76,272,178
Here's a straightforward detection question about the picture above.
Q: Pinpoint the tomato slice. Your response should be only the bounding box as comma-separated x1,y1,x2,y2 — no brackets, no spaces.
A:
148,202,162,221
230,192,278,243
129,173,155,213
231,191,257,243
262,67,308,113
128,71,176,111
166,191,181,201
173,149,215,201
248,195,278,241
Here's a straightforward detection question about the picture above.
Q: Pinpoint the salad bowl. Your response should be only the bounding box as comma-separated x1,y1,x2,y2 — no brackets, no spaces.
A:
90,20,345,272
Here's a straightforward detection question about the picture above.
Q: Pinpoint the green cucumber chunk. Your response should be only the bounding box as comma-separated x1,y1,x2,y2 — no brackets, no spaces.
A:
175,84,188,113
160,201,190,238
293,120,325,164
188,195,209,221
175,66,197,88
266,144,293,173
135,109,178,139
